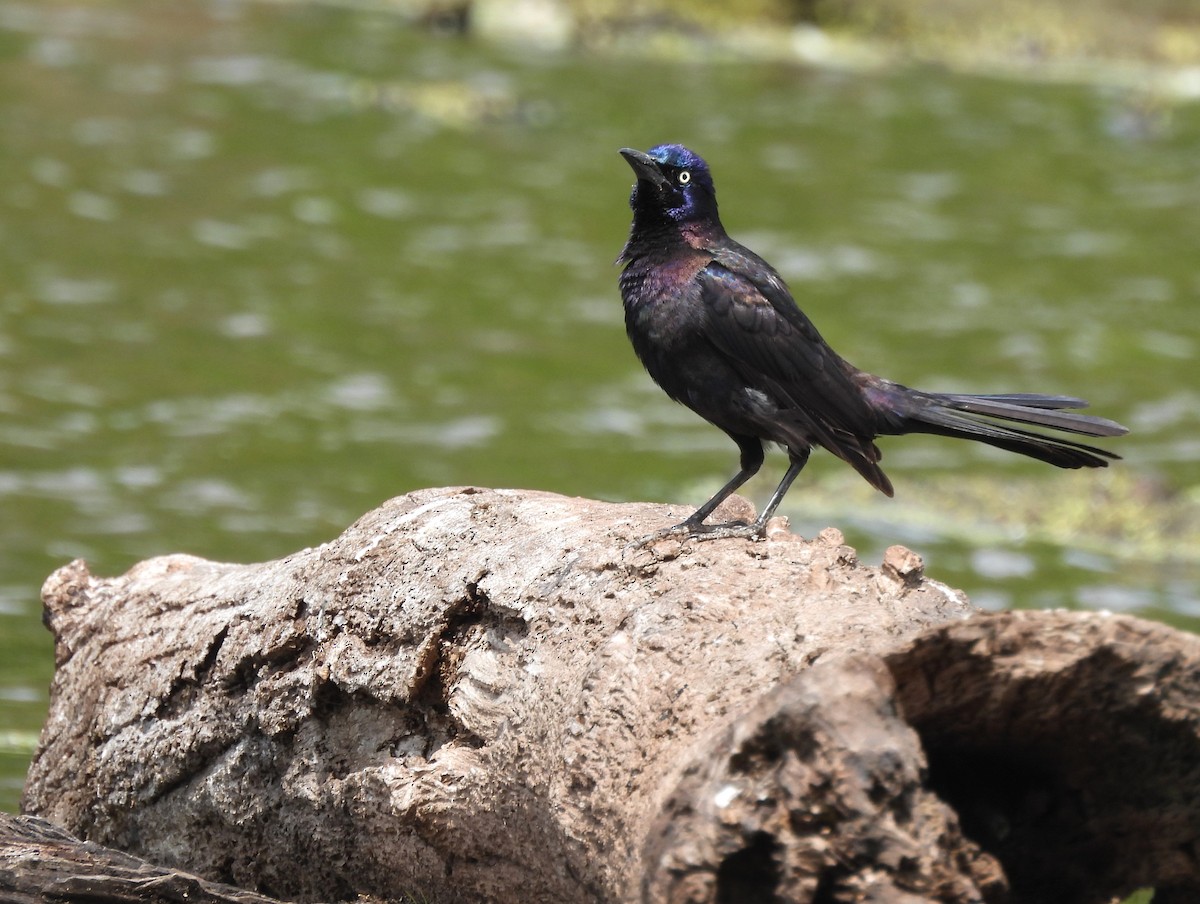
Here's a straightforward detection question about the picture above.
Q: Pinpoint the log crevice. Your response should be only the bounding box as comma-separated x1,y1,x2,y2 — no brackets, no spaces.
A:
884,613,1200,904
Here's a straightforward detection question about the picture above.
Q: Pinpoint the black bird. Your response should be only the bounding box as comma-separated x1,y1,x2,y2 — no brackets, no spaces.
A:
617,144,1127,540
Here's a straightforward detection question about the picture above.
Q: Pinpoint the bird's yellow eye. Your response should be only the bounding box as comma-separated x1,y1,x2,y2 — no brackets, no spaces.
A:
678,171,691,185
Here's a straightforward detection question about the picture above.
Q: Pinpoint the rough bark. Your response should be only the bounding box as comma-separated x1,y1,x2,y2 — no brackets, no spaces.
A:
0,811,287,904
15,487,1200,904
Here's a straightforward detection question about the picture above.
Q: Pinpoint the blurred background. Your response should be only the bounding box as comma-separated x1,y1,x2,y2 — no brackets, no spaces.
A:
1,0,1198,814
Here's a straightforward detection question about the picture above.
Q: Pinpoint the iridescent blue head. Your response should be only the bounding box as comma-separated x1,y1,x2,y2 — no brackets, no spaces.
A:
619,144,719,228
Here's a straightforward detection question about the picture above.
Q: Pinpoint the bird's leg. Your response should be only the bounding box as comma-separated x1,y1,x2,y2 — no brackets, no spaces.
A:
677,448,810,541
633,444,811,542
631,439,765,546
682,466,758,525
675,437,764,531
752,447,809,524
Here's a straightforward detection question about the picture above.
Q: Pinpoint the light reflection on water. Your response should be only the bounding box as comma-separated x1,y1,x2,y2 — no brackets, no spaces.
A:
1,0,1198,810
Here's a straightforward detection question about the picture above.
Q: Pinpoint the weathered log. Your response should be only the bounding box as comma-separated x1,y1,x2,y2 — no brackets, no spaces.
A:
0,811,289,904
16,487,1200,904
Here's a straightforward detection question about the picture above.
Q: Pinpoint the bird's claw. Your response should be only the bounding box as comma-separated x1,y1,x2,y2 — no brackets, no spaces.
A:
629,518,765,549
680,519,766,541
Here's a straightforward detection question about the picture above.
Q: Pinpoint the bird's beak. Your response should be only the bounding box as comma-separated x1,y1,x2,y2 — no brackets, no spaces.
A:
620,148,670,190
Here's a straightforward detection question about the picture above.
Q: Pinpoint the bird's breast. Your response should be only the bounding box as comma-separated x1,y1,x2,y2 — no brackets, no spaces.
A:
621,271,708,350
620,252,709,316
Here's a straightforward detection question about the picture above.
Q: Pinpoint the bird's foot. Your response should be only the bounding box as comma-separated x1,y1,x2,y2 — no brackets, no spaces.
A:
680,519,766,541
629,518,764,549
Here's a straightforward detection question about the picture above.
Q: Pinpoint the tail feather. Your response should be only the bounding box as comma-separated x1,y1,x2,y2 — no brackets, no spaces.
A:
892,391,1127,470
938,393,1128,437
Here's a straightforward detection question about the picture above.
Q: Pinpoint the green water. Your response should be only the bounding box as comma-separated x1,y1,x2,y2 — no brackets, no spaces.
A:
1,1,1198,812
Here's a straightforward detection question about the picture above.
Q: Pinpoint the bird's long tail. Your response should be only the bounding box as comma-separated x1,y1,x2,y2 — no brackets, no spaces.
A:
882,390,1128,469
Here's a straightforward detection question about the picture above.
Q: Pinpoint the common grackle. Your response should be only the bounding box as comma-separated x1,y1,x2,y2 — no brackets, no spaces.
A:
617,144,1127,541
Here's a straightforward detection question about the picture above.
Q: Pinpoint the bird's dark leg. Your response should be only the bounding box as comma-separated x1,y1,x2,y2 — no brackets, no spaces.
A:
634,438,796,546
680,436,764,528
754,447,810,525
671,446,810,541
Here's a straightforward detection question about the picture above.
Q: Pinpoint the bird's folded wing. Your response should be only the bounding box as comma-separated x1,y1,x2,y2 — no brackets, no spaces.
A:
697,260,879,440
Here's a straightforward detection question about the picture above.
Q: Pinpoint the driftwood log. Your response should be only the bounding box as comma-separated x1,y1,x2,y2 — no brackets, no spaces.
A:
10,487,1200,904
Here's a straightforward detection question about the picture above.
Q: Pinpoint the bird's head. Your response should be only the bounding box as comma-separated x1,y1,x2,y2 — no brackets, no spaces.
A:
620,144,718,228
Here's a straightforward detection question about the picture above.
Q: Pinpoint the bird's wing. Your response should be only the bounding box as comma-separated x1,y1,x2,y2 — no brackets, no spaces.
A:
696,254,895,494
697,255,878,439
